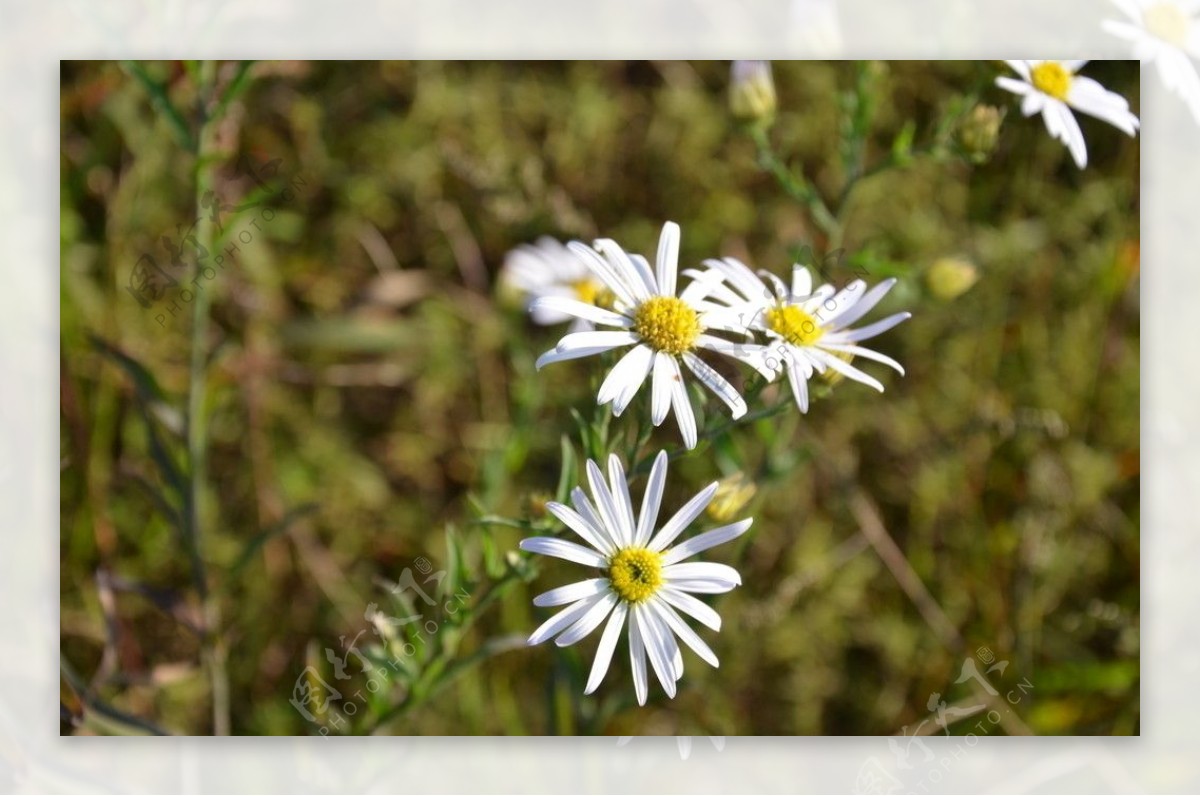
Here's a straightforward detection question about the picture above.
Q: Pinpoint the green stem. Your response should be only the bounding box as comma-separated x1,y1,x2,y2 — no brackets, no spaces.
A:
751,127,841,246
185,59,231,737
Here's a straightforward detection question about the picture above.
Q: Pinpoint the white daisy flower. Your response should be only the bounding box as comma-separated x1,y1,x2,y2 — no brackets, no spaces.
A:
499,236,611,331
694,257,910,413
1104,0,1200,124
519,451,751,704
996,60,1140,169
530,222,766,450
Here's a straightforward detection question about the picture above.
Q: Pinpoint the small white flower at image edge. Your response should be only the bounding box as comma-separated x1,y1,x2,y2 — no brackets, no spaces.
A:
995,60,1140,169
1103,0,1200,124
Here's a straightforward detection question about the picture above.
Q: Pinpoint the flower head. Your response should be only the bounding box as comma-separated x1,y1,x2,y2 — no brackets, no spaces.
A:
531,222,764,449
500,237,611,331
729,60,777,127
996,60,1140,168
1104,0,1200,124
694,257,910,413
519,452,751,704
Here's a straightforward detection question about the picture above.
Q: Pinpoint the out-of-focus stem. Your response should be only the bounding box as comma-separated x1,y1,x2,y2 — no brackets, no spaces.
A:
186,59,231,737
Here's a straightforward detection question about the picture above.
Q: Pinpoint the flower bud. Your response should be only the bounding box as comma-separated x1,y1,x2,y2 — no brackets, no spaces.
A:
926,256,979,301
729,60,777,128
706,473,757,523
957,104,1003,163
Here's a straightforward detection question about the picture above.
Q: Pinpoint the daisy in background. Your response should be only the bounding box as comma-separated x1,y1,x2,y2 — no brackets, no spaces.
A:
996,60,1140,168
520,451,751,704
695,257,910,414
1104,0,1200,124
499,236,610,332
531,221,770,450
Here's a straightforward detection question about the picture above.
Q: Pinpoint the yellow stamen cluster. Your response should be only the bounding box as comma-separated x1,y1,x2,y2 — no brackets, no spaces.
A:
1145,2,1189,46
634,296,701,355
765,304,825,346
573,279,614,310
608,547,663,604
1031,61,1072,101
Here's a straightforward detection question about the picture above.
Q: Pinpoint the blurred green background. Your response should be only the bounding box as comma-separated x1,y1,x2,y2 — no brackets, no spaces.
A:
59,61,1139,736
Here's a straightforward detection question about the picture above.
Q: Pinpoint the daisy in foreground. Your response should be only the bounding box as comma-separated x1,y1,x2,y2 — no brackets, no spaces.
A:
519,451,751,703
996,60,1140,168
695,257,910,413
499,237,609,331
530,221,767,449
1104,0,1200,124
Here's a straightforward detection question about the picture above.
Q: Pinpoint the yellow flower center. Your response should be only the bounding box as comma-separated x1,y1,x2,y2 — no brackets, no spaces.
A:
1030,62,1072,101
1145,2,1189,46
608,547,663,604
634,296,701,355
572,279,614,310
765,304,824,346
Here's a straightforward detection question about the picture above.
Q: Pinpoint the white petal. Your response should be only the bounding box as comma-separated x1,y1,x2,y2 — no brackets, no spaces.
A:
661,518,753,565
587,458,632,548
665,626,684,680
635,450,668,547
606,454,637,545
634,605,677,699
1062,59,1089,72
519,536,608,567
786,355,810,413
682,352,746,419
828,311,911,343
791,264,813,297
556,591,619,647
584,602,629,694
1042,100,1087,167
529,295,633,328
656,221,681,297
817,342,906,374
1004,59,1032,80
533,577,611,607
827,277,897,329
665,579,740,594
597,344,654,414
650,353,674,426
536,344,625,370
1021,91,1047,117
679,267,728,304
648,481,719,553
996,76,1033,97
595,238,655,301
528,592,606,646
658,586,722,631
696,335,780,380
647,598,719,668
810,348,886,392
554,330,640,352
546,501,616,556
663,561,743,590
567,241,638,308
669,364,699,450
1067,76,1141,136
629,614,649,705
570,487,615,551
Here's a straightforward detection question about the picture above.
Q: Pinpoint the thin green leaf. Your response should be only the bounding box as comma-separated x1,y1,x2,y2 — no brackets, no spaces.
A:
120,60,196,153
228,503,318,579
